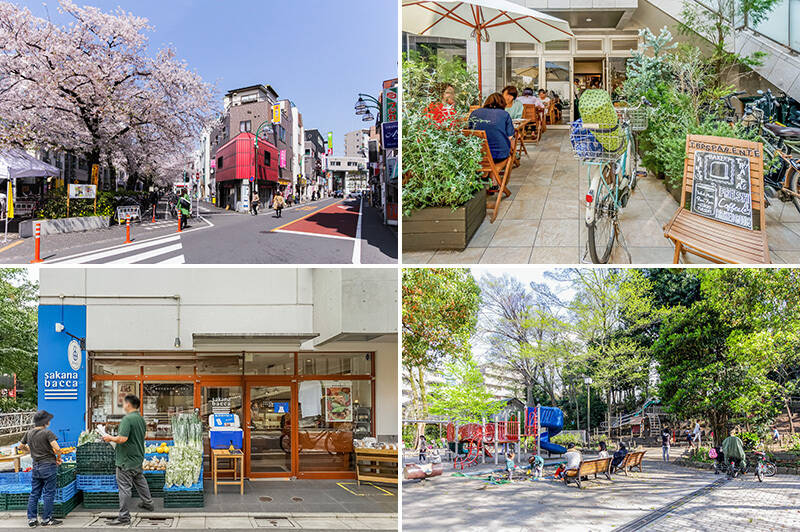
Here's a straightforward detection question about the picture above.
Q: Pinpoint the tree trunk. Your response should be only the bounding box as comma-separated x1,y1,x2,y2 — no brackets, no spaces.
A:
786,397,795,436
606,389,611,438
417,366,428,442
405,364,421,449
86,148,101,182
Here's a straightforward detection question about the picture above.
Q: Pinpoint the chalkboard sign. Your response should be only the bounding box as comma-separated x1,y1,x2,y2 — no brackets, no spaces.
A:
690,150,753,229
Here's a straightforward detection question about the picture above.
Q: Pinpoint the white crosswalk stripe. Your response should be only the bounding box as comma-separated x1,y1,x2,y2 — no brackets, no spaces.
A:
48,234,184,264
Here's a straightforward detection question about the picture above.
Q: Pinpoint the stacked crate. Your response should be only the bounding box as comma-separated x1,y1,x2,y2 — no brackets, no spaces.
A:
37,466,82,519
0,464,81,518
76,442,118,509
0,471,32,511
163,471,204,508
139,440,169,499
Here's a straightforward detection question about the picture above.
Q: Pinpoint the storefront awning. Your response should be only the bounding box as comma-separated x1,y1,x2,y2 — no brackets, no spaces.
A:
277,179,291,185
0,148,60,180
192,332,319,350
314,332,395,346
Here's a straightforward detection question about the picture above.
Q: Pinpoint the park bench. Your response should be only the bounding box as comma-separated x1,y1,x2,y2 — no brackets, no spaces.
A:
612,450,646,476
563,457,612,489
663,135,770,264
462,129,515,223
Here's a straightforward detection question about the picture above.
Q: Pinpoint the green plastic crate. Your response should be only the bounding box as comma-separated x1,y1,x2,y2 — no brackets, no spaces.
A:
76,443,116,474
82,491,119,509
163,490,204,508
0,493,6,511
57,464,77,488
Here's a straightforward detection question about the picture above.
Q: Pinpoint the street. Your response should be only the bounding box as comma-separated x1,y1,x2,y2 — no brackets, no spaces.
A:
0,197,397,264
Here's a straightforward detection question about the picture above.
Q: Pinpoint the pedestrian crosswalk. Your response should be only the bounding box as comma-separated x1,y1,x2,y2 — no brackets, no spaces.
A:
48,233,185,264
142,220,179,231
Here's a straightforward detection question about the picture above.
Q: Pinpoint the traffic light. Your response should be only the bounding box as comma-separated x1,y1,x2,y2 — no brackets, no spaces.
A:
183,170,189,183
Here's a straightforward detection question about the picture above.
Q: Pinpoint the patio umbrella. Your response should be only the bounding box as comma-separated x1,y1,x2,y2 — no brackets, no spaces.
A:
402,0,573,98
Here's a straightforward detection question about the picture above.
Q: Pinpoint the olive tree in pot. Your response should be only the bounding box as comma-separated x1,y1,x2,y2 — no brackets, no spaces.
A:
402,51,486,252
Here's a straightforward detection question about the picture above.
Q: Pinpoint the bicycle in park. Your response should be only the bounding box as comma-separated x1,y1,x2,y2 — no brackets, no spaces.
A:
570,98,653,263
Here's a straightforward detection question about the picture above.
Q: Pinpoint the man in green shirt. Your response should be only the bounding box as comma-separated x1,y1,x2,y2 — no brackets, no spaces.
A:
102,394,153,525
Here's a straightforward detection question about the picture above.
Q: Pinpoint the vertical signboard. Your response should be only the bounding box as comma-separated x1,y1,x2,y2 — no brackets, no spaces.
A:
279,150,287,169
382,86,398,122
327,131,333,155
38,304,87,442
272,104,281,124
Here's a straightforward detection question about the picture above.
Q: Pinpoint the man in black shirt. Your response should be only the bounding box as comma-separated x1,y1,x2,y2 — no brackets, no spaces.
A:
19,410,62,527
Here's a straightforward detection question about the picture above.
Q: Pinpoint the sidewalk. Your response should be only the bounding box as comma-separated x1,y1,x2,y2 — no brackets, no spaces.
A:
404,130,800,264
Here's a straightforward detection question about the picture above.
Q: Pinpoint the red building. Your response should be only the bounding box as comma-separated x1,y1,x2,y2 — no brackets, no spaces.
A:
215,132,279,210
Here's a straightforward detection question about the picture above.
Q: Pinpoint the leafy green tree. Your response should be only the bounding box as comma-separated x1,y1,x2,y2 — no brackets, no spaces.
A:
402,268,481,434
428,355,501,424
0,268,38,409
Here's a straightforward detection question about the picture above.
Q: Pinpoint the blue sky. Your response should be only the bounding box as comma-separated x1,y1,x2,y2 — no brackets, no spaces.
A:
18,0,398,155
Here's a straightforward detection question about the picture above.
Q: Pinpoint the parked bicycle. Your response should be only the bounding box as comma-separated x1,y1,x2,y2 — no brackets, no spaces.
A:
753,449,777,482
570,97,653,263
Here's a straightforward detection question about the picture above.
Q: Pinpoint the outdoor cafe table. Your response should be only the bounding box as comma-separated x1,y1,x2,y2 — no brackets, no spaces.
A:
512,118,533,165
211,448,244,495
0,452,28,472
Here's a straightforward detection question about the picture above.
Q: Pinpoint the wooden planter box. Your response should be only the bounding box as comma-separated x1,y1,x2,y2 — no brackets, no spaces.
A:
402,188,486,252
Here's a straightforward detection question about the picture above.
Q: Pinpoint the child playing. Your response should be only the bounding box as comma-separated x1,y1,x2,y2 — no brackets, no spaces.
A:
505,451,516,480
529,454,544,479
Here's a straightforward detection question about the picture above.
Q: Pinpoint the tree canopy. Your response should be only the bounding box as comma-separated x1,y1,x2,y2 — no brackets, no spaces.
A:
0,268,38,410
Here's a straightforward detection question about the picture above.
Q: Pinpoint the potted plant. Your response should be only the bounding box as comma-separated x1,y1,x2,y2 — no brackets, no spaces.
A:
402,51,486,252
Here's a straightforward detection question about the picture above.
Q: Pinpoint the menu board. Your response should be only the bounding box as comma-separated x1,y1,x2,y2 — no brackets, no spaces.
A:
690,150,753,229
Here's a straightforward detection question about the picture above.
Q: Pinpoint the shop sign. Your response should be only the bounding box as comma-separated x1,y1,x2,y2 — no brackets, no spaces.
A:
273,402,289,414
67,339,82,370
323,381,352,422
211,397,231,414
213,413,235,427
382,86,398,122
43,370,79,401
327,131,333,155
272,103,281,124
381,121,398,150
280,150,287,168
68,184,96,199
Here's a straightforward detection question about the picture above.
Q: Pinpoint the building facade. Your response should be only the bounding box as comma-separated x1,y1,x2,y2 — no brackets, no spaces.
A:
37,268,398,480
304,129,327,198
344,129,370,159
325,156,368,193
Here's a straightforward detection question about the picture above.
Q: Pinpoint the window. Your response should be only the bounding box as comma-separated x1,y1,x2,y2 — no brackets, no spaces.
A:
217,156,223,169
240,120,252,132
264,151,271,166
244,353,294,375
90,380,139,429
576,39,603,52
544,40,570,51
611,38,639,52
142,382,194,439
299,353,370,376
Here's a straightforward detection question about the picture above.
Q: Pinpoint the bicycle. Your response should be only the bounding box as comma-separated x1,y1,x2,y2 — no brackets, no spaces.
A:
570,97,652,263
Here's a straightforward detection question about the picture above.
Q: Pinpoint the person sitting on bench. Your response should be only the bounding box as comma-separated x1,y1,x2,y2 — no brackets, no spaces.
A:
598,441,609,459
563,443,582,478
611,442,628,470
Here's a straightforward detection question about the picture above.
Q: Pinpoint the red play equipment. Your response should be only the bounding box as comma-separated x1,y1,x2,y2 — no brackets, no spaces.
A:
448,417,523,470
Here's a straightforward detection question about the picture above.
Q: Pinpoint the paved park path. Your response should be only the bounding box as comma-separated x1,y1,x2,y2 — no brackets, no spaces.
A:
402,450,800,531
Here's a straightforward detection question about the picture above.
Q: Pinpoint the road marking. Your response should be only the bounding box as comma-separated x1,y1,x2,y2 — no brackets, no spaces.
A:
106,243,182,264
336,482,364,496
299,206,316,211
0,239,23,254
48,234,180,264
273,229,354,241
366,482,395,496
271,200,344,232
159,254,185,264
352,196,363,265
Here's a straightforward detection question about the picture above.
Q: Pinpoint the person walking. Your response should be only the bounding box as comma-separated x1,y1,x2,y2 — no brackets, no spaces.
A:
418,434,427,463
661,426,671,462
19,410,62,528
251,191,260,216
692,421,702,450
272,191,285,218
179,190,191,229
102,394,153,526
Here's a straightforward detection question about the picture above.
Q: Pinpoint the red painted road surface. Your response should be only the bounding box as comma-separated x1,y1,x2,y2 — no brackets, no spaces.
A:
274,200,359,239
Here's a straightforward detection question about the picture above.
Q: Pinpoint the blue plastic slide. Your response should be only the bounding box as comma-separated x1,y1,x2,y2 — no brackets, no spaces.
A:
528,406,567,455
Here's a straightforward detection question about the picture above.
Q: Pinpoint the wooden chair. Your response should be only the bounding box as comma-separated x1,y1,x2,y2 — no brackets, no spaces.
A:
469,105,480,114
663,135,770,264
521,104,542,145
545,100,556,125
462,129,515,223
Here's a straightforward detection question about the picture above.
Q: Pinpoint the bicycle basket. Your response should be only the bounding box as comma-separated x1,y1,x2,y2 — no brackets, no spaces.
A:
616,107,648,131
569,120,626,162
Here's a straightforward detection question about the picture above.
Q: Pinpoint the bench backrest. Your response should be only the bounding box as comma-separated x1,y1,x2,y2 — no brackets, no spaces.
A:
630,451,645,466
681,135,765,231
469,105,481,114
579,457,611,475
522,104,539,121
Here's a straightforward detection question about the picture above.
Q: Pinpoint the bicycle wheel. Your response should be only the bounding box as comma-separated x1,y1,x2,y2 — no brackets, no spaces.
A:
587,166,617,264
625,135,639,192
765,462,777,477
790,166,800,214
757,464,764,482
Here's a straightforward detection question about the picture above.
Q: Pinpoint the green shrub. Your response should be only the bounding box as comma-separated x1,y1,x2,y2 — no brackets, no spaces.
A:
687,446,712,462
551,432,583,448
787,433,800,453
739,431,760,450
401,51,485,215
36,189,153,222
0,397,35,413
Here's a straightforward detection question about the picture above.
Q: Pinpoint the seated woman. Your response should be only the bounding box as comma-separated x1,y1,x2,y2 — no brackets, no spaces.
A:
425,83,456,124
598,441,609,459
468,92,515,164
502,85,523,119
611,442,628,470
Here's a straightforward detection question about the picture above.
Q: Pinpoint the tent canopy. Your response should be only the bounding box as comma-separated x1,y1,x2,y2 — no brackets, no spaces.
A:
0,148,60,180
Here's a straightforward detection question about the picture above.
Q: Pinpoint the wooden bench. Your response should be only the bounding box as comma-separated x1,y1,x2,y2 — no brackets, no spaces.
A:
462,129,515,223
563,457,612,489
663,135,770,264
612,450,645,476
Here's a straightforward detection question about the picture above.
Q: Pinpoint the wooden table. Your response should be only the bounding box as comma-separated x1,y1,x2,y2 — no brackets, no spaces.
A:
0,452,28,472
512,118,532,165
354,448,398,486
211,449,244,495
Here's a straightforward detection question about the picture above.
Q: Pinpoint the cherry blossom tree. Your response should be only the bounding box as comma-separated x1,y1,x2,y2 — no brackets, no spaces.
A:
0,0,217,188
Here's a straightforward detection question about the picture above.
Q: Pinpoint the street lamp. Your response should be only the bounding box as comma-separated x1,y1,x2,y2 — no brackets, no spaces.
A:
353,93,380,123
584,377,593,442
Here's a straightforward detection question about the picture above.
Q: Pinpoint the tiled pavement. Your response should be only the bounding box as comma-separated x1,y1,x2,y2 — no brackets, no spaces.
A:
403,130,800,264
402,449,800,531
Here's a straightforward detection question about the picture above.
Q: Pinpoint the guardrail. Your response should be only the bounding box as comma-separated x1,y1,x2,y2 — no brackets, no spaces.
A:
0,412,35,436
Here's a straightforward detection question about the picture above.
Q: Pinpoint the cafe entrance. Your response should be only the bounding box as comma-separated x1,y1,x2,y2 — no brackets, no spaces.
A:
245,380,296,478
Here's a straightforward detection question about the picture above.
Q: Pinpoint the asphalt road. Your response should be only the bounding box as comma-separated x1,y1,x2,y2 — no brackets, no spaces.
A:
0,197,397,264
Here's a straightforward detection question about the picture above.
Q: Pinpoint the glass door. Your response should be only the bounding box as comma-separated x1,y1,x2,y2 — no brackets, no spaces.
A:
199,383,243,473
543,58,572,125
245,382,295,478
